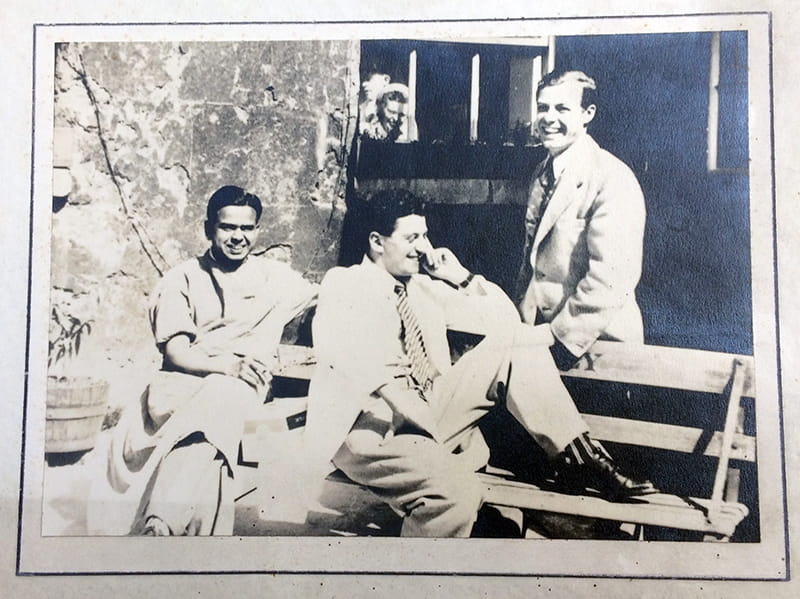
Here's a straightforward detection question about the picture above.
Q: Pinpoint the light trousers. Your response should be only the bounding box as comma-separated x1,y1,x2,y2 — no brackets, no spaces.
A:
333,322,588,537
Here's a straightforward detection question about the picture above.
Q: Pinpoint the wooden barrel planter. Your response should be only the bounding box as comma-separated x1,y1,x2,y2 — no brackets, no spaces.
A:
46,376,109,453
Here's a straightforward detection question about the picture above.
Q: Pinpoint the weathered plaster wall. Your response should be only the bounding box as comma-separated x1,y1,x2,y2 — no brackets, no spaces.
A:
51,41,359,405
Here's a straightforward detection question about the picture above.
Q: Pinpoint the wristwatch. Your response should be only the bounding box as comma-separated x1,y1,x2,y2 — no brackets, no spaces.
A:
459,272,475,288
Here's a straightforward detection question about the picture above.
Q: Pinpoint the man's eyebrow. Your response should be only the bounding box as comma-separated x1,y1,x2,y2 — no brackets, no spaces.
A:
218,222,256,229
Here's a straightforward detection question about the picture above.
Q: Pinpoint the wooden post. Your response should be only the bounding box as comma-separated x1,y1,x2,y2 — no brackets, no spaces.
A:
470,53,480,142
407,49,418,141
708,359,746,530
546,35,556,73
707,31,721,172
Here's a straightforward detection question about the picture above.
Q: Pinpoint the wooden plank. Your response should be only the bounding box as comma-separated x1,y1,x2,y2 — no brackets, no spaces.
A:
321,471,748,537
273,344,316,379
357,178,529,205
444,317,754,395
416,37,551,48
562,341,755,397
240,412,756,464
477,474,748,537
583,414,756,462
273,342,755,397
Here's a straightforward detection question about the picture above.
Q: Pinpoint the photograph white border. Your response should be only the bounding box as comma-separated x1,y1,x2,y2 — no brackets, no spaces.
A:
4,3,795,592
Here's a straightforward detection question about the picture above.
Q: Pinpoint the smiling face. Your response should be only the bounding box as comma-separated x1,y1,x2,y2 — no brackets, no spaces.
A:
535,80,596,157
369,214,432,278
207,205,259,266
379,99,405,132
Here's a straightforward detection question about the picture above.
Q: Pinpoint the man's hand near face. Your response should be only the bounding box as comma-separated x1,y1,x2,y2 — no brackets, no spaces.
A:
419,247,471,288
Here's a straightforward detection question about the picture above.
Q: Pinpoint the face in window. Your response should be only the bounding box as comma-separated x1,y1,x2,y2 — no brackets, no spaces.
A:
535,81,596,156
379,99,406,132
371,214,433,278
208,205,259,265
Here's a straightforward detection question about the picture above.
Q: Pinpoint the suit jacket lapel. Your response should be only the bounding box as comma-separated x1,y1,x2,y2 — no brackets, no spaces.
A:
524,160,549,233
532,137,595,251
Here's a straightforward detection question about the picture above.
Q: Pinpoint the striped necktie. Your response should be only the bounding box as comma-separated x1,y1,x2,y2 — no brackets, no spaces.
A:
394,282,438,391
539,158,557,212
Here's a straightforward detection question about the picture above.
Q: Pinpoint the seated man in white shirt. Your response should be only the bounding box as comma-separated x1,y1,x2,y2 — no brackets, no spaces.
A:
304,189,656,538
105,185,316,536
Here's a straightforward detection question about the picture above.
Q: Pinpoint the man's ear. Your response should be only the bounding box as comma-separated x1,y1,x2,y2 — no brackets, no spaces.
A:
582,104,597,127
203,220,213,240
367,231,384,255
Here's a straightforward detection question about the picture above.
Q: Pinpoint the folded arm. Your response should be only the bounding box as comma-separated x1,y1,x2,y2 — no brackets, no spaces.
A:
162,334,270,390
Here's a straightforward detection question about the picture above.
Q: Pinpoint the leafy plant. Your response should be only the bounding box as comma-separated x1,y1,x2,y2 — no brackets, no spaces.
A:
48,304,93,369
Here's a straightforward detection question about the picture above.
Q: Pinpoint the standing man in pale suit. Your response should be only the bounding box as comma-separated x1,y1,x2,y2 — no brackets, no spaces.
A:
516,70,646,369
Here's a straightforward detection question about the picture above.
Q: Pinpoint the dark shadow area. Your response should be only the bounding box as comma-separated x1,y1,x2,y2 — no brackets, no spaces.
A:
45,450,90,467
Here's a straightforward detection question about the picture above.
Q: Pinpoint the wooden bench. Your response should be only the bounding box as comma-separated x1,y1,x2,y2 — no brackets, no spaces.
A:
239,340,755,540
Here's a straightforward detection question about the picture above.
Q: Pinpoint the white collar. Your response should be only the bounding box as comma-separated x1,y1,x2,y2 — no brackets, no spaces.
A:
550,133,592,178
361,255,410,292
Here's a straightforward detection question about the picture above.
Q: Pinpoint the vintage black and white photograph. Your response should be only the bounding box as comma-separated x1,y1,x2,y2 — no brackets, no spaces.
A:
13,11,788,581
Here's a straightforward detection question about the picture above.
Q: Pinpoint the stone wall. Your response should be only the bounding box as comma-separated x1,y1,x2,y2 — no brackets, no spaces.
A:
50,40,359,405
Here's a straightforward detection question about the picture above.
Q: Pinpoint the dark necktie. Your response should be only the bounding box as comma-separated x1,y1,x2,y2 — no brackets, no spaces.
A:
513,159,556,304
539,158,557,213
394,283,437,391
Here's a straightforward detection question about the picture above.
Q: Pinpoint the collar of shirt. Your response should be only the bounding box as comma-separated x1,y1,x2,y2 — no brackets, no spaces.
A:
205,246,254,272
550,133,593,180
360,255,411,294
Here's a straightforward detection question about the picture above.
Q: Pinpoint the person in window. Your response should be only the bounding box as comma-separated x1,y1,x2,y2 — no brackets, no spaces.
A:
514,70,646,370
102,185,316,536
303,189,656,538
360,80,415,143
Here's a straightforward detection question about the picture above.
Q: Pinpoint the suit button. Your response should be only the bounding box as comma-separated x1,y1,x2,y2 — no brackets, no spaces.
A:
535,270,546,280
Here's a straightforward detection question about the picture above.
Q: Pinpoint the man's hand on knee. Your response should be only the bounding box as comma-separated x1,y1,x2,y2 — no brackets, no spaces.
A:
224,354,271,390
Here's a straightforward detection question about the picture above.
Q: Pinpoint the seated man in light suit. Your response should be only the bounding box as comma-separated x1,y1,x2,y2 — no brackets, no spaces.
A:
304,190,656,538
515,70,646,370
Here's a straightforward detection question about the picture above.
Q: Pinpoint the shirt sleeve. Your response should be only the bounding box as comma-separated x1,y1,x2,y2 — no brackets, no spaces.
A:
264,258,319,323
149,267,197,351
435,274,520,335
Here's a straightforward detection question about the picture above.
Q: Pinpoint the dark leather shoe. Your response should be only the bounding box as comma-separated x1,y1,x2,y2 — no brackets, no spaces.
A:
141,515,172,536
555,449,659,501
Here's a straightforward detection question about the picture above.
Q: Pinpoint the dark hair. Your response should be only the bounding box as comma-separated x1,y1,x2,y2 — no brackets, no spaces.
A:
205,185,263,225
364,189,426,237
378,89,408,106
537,70,598,109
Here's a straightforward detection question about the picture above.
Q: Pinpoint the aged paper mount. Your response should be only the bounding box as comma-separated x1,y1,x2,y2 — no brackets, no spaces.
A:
3,2,799,597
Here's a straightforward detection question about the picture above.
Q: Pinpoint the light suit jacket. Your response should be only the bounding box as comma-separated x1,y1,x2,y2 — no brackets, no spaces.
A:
303,257,518,487
518,135,646,356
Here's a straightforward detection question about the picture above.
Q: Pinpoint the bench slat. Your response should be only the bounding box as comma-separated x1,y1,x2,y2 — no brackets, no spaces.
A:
563,341,755,397
273,342,755,397
584,414,756,462
477,473,749,537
